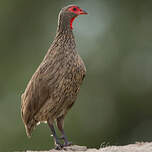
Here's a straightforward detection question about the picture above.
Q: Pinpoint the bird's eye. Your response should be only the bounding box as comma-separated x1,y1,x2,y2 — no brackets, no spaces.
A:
72,7,77,11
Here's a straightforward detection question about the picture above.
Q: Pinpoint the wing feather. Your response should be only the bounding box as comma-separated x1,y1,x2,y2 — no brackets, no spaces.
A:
21,48,63,125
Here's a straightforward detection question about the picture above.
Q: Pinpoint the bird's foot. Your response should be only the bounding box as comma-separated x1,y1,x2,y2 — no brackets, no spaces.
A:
55,144,63,150
54,140,72,150
55,141,63,150
59,135,72,147
63,141,72,147
54,138,64,150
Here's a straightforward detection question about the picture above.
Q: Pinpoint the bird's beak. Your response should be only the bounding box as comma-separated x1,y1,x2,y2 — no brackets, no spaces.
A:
79,9,88,15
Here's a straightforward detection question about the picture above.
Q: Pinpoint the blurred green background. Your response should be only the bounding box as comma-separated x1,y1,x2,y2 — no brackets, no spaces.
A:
1,0,152,151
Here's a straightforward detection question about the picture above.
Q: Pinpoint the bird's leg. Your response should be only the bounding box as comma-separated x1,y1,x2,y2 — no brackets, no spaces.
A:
57,116,72,147
47,120,63,150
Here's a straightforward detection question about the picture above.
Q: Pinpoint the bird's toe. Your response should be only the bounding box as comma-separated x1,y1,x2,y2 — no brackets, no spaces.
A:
55,143,63,150
64,141,72,147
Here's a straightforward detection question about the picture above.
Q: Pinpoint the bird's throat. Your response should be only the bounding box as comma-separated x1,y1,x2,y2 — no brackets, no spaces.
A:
70,17,76,30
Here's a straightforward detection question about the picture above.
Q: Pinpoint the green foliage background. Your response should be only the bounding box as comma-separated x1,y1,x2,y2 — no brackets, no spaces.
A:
1,0,152,151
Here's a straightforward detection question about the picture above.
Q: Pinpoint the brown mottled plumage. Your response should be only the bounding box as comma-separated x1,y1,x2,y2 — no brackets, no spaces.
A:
21,5,87,149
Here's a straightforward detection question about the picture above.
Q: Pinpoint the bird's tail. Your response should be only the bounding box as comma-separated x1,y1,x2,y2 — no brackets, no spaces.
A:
24,119,37,138
21,93,37,138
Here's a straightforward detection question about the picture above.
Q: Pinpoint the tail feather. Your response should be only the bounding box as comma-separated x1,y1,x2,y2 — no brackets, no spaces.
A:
24,119,37,138
21,93,37,137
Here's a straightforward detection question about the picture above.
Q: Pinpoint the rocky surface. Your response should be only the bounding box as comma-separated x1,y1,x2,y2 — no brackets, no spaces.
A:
19,142,152,152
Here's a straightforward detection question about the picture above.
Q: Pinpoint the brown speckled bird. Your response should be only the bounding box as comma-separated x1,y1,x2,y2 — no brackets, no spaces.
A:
21,5,87,149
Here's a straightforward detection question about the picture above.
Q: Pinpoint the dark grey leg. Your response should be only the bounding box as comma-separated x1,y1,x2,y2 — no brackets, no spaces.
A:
47,120,63,150
57,116,72,146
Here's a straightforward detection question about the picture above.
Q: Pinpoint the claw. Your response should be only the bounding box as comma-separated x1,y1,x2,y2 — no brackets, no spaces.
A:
55,144,63,150
54,140,64,150
64,141,72,147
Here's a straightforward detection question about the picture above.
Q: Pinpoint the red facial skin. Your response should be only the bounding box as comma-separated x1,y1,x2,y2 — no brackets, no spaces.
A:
68,6,88,29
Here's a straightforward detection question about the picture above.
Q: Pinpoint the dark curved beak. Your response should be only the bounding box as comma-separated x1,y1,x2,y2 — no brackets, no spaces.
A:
79,9,88,15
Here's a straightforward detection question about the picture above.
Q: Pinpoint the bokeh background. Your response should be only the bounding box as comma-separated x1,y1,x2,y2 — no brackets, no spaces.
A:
1,0,152,151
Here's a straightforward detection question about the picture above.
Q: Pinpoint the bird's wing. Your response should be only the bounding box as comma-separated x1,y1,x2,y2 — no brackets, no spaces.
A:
21,48,64,125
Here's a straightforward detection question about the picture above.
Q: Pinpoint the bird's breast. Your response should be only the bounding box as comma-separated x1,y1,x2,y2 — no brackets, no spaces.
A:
64,52,86,83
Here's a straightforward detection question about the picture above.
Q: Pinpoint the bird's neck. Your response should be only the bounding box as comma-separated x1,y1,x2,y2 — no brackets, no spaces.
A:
54,15,76,50
57,13,74,33
54,29,76,51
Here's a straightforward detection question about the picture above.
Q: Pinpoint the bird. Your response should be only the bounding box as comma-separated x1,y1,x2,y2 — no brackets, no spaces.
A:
21,5,87,149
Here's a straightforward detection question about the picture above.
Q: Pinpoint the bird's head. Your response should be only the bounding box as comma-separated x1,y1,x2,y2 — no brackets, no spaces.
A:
58,5,88,30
